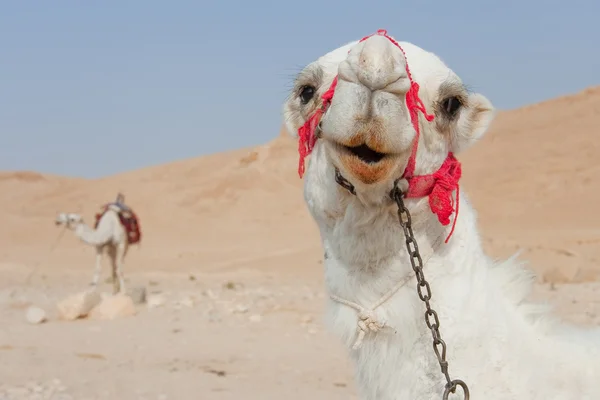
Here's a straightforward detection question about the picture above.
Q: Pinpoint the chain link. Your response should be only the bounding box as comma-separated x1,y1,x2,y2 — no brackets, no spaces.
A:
391,185,470,400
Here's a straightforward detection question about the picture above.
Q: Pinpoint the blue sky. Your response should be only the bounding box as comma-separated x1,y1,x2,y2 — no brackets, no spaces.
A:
1,1,598,178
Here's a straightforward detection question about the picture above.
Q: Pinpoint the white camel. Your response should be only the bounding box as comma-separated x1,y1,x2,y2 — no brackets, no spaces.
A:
283,29,599,399
55,205,130,294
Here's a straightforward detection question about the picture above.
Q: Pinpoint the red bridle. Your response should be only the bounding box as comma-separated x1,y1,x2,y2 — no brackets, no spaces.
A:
296,29,461,242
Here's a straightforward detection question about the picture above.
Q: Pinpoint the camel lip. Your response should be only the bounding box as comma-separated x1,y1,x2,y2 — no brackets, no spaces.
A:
331,141,391,164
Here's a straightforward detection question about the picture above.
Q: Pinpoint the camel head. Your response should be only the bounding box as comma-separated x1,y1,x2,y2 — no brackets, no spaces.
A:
55,212,83,229
283,30,495,200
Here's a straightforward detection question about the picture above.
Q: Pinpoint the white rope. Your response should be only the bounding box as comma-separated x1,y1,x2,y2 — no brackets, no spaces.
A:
330,273,413,349
330,229,445,350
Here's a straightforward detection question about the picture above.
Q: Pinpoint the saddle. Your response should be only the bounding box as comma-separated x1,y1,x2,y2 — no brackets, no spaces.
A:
94,193,142,245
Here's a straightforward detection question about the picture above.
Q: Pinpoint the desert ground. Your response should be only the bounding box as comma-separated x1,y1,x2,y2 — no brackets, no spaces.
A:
1,86,599,399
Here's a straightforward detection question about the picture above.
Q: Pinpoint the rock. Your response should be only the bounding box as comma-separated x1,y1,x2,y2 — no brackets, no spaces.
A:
127,286,147,305
249,314,262,323
89,294,136,320
57,289,102,321
174,296,194,308
25,306,47,324
232,304,249,314
203,289,218,300
147,293,167,309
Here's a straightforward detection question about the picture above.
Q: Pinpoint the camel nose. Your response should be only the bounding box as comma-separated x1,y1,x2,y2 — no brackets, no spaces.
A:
340,35,410,94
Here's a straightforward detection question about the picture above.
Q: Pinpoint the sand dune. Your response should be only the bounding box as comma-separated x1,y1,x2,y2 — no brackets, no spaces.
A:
1,86,599,281
460,86,600,282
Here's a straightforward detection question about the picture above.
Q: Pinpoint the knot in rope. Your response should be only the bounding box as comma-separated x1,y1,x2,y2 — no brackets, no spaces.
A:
329,273,413,350
354,309,386,349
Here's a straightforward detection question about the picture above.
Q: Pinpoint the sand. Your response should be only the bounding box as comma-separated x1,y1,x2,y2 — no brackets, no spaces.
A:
0,86,599,399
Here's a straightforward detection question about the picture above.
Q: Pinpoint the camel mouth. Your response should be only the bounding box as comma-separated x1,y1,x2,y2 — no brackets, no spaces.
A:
339,143,388,164
326,140,398,184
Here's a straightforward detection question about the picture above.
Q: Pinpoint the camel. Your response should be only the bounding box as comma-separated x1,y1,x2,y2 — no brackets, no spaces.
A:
282,29,599,399
55,194,141,294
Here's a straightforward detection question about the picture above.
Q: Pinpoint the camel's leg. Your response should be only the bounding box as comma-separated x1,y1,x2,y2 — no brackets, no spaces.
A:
90,247,103,288
109,247,118,284
113,243,127,294
108,246,119,294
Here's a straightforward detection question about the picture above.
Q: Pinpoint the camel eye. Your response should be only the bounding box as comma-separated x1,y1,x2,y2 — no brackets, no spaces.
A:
299,85,315,105
442,96,462,117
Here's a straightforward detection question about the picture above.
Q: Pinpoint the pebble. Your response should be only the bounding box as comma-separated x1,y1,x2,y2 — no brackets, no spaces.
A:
176,296,195,308
232,304,249,314
171,297,193,310
249,314,262,322
203,289,219,300
25,306,47,324
127,286,148,305
147,293,167,309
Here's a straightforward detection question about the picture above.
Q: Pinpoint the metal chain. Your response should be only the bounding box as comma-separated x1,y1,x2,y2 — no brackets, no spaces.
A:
390,185,470,400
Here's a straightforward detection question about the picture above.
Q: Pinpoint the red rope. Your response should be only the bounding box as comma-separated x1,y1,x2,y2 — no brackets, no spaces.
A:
296,29,461,241
402,81,435,179
298,76,338,178
404,153,461,242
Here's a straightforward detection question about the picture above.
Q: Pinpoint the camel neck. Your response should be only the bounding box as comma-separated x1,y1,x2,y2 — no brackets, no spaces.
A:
321,187,485,312
328,195,450,271
73,215,115,247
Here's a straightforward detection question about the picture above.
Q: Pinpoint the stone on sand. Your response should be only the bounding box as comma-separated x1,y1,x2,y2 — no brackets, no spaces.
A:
147,293,167,309
25,306,47,324
89,293,136,320
249,314,262,323
56,289,102,321
127,285,147,305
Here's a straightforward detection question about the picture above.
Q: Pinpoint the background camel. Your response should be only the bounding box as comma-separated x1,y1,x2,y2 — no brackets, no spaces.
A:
283,29,599,399
54,194,141,294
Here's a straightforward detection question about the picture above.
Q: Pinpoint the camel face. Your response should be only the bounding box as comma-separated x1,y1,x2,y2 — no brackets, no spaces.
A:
55,212,83,229
321,35,414,186
284,31,496,190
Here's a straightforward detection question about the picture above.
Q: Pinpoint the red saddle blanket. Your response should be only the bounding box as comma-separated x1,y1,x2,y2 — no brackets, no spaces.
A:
94,203,142,245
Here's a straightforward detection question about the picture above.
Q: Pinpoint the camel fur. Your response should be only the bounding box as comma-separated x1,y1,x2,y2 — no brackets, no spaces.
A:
282,31,599,399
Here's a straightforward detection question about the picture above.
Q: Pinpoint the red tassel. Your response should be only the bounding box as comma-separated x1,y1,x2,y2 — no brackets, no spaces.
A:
297,77,338,178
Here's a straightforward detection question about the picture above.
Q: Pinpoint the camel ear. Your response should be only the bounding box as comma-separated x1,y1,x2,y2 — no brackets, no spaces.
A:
450,93,495,154
282,106,301,140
